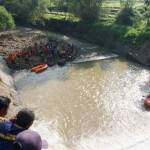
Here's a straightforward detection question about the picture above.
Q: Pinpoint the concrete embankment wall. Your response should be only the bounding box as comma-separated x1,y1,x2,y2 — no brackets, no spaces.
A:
0,56,17,116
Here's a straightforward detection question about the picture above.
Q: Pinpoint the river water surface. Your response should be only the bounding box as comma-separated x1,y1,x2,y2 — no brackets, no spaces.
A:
13,58,150,150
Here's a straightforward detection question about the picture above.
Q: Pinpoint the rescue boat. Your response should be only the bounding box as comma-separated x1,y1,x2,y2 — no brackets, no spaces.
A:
31,64,48,73
144,94,150,108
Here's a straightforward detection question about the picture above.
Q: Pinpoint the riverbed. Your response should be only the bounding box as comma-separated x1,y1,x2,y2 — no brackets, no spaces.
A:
13,58,150,150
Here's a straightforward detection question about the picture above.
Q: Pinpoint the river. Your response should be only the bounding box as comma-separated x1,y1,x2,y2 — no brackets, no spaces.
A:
13,58,150,150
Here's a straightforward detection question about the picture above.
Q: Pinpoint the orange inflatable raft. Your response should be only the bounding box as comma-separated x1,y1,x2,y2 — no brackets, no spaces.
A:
31,64,48,73
144,94,150,107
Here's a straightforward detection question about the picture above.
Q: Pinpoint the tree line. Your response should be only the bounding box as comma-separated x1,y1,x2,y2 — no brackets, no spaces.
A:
0,0,149,30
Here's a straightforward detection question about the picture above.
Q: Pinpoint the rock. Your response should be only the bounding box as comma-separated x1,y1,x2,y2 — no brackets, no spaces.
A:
57,58,66,66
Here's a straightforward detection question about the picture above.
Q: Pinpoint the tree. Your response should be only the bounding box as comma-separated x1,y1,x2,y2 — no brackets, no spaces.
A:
3,0,49,24
120,0,136,8
116,0,137,25
68,0,103,22
144,0,150,25
0,6,15,31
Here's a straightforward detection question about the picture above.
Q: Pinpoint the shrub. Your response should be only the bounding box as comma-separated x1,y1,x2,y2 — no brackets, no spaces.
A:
0,6,15,31
116,7,136,26
3,0,48,25
137,26,150,42
69,0,102,23
143,8,150,24
124,27,139,43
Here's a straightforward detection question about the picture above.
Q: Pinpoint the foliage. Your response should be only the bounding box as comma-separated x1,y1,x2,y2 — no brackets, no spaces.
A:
3,0,49,24
145,0,150,5
30,0,49,25
0,0,148,48
49,0,68,12
44,12,80,22
115,0,139,26
0,5,15,31
143,0,150,25
137,26,150,42
120,0,136,8
116,7,137,25
67,0,103,22
48,0,103,22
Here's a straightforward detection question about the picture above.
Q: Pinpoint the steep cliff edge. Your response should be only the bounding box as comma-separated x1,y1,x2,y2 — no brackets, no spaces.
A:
0,56,17,116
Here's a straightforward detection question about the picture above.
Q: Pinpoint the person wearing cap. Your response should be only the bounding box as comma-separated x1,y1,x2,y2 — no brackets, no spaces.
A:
0,96,11,118
0,108,35,150
13,130,48,150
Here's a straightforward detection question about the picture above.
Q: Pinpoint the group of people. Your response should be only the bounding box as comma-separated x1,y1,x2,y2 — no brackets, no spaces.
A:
6,39,77,69
0,96,48,150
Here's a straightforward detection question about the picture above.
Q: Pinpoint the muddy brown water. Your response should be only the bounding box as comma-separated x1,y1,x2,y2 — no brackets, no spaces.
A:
13,58,150,150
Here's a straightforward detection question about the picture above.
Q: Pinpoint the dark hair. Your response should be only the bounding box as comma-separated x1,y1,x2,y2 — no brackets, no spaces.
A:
0,96,11,109
13,142,22,150
16,108,35,128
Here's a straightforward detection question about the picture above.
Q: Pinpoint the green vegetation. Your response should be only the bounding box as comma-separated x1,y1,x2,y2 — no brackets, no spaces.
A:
0,6,15,31
0,0,149,49
2,0,49,24
41,0,149,47
116,0,138,26
143,0,150,25
44,12,80,22
68,0,103,22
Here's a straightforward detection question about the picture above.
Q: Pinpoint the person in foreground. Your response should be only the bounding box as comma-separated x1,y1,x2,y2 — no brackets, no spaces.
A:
0,96,11,117
0,108,35,150
13,130,48,150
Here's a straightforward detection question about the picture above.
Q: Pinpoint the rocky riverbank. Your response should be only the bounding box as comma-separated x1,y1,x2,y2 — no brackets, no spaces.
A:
110,41,150,68
0,27,150,70
0,28,80,70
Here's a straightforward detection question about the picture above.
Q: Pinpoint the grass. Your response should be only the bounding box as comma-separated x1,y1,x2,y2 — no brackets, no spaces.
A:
102,1,121,8
45,0,144,25
44,12,80,22
39,0,149,49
